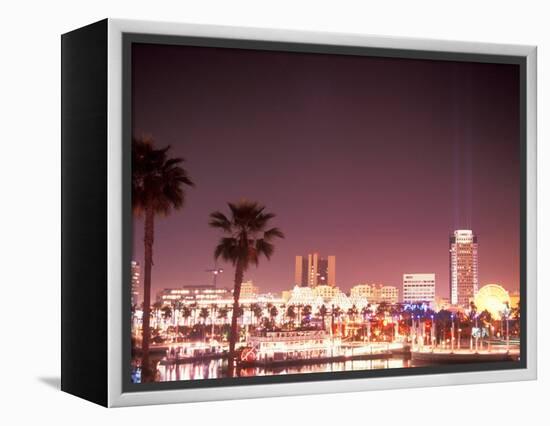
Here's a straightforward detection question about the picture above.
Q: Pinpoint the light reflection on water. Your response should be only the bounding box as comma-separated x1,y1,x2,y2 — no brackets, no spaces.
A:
158,360,222,381
157,358,412,382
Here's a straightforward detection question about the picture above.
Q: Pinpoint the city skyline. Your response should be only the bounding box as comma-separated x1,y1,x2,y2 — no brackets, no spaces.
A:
132,43,520,299
133,225,517,301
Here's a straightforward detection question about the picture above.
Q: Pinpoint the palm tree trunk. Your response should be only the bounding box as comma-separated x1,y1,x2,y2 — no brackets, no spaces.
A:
175,305,180,342
331,305,335,336
228,262,244,378
141,204,154,382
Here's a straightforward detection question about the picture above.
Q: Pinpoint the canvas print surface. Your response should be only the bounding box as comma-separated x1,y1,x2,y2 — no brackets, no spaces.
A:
129,42,522,385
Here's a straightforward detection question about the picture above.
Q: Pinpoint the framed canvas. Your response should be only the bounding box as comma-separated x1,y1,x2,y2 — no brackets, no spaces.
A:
61,18,537,407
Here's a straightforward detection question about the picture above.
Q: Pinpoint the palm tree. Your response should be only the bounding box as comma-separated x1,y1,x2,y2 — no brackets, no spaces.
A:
269,305,278,328
218,306,229,324
199,307,210,324
332,306,342,336
189,302,198,326
348,305,358,322
302,305,312,326
181,306,192,327
152,301,162,327
469,301,478,320
361,304,372,321
251,303,263,326
346,305,359,338
317,304,328,330
435,309,453,344
161,305,172,321
361,304,372,341
210,303,218,337
209,201,283,377
479,309,493,326
286,305,297,328
376,302,389,319
199,307,210,341
132,136,194,381
174,301,184,340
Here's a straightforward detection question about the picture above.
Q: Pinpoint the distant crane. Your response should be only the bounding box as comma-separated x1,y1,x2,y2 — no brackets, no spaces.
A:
205,266,224,286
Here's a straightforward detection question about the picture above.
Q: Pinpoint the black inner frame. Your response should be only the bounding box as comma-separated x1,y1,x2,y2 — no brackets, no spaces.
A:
121,32,527,394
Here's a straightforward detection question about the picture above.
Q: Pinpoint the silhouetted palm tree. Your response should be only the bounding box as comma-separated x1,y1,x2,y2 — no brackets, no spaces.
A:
199,307,210,341
376,302,389,319
348,305,358,322
218,306,229,324
361,304,373,321
302,305,312,326
161,305,172,321
332,306,343,335
269,305,278,327
199,307,210,324
435,309,453,343
317,304,328,330
478,309,492,327
209,201,284,376
361,304,373,341
286,305,297,327
210,303,218,336
180,306,192,327
251,303,263,326
469,301,478,320
132,136,194,381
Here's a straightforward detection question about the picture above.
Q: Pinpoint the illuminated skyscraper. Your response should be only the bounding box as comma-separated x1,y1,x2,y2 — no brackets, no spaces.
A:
131,260,141,306
449,230,479,306
294,253,336,287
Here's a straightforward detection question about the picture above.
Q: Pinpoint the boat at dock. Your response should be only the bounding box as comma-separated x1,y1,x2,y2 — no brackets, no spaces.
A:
157,341,227,365
238,329,394,368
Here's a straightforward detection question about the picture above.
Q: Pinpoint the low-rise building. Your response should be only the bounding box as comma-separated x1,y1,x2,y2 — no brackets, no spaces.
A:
313,284,339,301
240,280,259,300
350,283,398,304
402,273,436,304
350,284,373,299
157,285,231,305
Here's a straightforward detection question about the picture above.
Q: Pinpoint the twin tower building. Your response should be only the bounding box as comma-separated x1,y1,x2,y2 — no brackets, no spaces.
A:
294,253,336,288
294,229,479,308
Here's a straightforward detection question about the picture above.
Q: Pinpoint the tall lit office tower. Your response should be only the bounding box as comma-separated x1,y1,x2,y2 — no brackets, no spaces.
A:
131,260,141,306
449,230,479,307
403,273,436,304
294,253,336,287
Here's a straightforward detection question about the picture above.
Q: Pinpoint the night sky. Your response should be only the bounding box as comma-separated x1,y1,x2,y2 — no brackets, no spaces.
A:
131,43,520,299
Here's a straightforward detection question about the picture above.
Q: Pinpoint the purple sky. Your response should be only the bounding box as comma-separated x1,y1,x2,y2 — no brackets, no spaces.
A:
131,43,520,299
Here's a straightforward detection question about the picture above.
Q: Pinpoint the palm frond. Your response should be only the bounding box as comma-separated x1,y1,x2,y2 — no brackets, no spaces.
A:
209,200,283,269
263,227,285,241
214,237,240,265
256,239,275,260
132,136,194,217
209,211,232,231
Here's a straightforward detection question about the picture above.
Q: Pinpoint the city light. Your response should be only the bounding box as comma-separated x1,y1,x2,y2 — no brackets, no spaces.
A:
131,230,521,383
